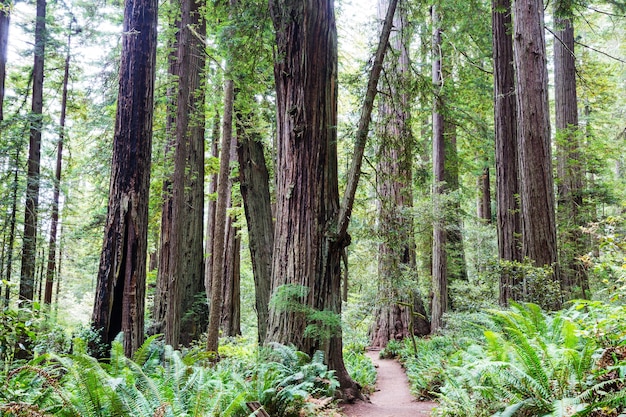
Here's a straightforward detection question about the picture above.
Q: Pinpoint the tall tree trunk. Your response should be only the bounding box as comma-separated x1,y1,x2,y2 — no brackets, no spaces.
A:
493,0,522,306
370,0,429,349
91,0,157,357
204,110,220,300
431,4,447,333
44,28,71,306
0,0,9,121
4,150,18,307
20,0,46,302
152,0,180,341
554,2,588,299
514,0,560,308
221,150,241,337
206,77,235,354
237,106,273,344
166,0,206,348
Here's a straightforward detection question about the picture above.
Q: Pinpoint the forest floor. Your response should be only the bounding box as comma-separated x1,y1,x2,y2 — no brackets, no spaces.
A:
340,349,437,417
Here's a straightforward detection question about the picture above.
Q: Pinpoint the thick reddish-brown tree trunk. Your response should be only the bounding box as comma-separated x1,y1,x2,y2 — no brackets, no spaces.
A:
91,0,157,357
514,0,560,308
478,166,492,223
20,0,46,302
493,0,522,306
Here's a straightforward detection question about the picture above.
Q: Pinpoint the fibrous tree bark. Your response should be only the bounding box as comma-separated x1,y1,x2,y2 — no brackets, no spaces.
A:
154,0,206,348
370,0,429,349
513,0,560,307
206,76,235,354
554,0,588,299
44,25,72,306
218,122,241,337
478,166,492,223
267,0,398,400
20,0,46,302
237,105,273,344
91,0,157,357
493,0,522,305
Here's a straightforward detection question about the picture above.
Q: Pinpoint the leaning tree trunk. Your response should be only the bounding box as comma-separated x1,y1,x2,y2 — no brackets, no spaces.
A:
237,106,273,344
554,2,588,299
44,27,71,306
370,0,429,349
20,0,46,302
91,0,157,357
514,0,560,308
493,0,522,306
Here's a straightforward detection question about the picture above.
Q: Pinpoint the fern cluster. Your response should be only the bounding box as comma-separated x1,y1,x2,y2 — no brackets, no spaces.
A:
431,301,626,417
1,336,340,417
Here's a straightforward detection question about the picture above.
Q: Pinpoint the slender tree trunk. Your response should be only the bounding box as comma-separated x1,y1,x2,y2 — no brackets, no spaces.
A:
0,0,9,121
554,3,587,298
221,159,241,337
478,166,492,223
237,107,273,344
4,150,18,307
514,0,560,308
493,0,522,306
370,0,429,349
91,0,157,357
207,78,235,354
204,110,219,299
431,4,447,333
20,0,46,302
44,29,71,306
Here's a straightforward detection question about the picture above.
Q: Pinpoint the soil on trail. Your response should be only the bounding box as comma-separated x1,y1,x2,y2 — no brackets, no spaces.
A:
341,350,437,417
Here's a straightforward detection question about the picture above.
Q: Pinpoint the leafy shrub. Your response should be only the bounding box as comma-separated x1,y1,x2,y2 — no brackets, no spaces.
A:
343,344,376,394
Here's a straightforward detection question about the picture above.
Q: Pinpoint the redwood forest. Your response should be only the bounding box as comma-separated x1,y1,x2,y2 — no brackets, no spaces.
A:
2,0,626,415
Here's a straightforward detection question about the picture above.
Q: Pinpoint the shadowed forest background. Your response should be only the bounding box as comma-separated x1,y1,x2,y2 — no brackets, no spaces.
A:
3,0,626,415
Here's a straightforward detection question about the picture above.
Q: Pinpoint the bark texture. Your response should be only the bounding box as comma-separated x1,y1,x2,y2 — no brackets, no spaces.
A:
370,0,429,349
207,78,235,354
91,0,157,357
513,0,560,306
237,108,273,344
554,5,588,298
20,0,46,301
431,5,447,333
267,0,367,400
493,0,523,305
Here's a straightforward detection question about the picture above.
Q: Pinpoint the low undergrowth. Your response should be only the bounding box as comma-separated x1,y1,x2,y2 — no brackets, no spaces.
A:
0,321,342,417
393,302,626,417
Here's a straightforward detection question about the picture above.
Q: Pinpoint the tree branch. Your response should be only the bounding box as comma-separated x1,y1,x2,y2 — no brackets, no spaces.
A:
337,0,398,239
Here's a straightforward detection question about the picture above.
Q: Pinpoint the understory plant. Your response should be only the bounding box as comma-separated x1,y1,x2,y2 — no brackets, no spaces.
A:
1,335,340,417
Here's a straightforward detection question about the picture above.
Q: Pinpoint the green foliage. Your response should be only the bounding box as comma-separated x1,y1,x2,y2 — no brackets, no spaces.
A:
270,285,342,342
0,332,340,417
343,344,376,394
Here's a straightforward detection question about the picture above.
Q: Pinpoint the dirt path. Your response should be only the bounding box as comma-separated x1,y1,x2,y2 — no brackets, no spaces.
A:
341,350,437,417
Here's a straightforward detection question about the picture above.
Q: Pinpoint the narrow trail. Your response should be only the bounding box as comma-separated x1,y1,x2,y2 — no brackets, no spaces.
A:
341,350,437,417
